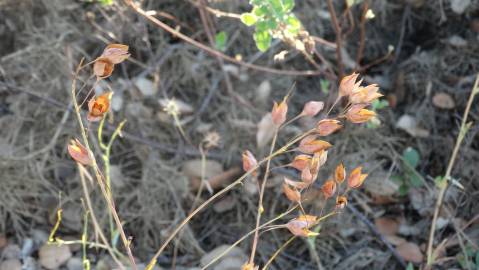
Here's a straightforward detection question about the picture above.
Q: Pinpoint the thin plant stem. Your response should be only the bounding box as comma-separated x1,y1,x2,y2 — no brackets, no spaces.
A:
426,73,479,265
326,0,344,78
71,60,137,270
145,129,316,270
262,236,296,270
201,205,299,270
249,127,279,264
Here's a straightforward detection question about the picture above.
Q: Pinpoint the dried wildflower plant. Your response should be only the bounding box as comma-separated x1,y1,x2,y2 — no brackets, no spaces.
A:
61,41,382,270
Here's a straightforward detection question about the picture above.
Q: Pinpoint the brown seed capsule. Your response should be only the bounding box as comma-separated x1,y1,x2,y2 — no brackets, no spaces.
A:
349,84,383,104
336,195,348,209
286,215,319,237
348,166,368,188
67,139,92,166
346,104,376,123
282,182,301,202
101,44,130,64
242,150,258,176
334,162,346,183
298,135,332,154
339,73,360,97
321,180,336,198
290,154,312,171
271,100,288,126
87,92,112,122
316,119,342,136
93,57,114,79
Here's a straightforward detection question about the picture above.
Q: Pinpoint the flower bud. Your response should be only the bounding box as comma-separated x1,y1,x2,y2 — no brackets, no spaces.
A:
346,104,376,123
350,84,382,104
93,58,114,79
348,166,368,188
290,154,312,171
298,135,332,154
286,215,318,237
282,182,301,202
334,162,346,183
339,73,360,97
321,180,336,198
87,92,112,122
242,150,258,176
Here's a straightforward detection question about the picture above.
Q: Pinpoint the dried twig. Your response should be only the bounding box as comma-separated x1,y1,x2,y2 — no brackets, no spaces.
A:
326,0,344,79
426,73,479,265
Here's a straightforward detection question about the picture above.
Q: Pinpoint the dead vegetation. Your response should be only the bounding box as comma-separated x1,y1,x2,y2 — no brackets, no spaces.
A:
0,0,479,269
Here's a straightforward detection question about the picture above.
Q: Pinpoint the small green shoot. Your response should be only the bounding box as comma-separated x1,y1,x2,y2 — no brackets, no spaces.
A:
215,31,228,52
392,147,424,195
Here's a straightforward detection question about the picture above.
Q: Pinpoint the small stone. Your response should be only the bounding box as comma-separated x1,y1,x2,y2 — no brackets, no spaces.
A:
66,257,83,270
39,244,72,269
0,259,22,270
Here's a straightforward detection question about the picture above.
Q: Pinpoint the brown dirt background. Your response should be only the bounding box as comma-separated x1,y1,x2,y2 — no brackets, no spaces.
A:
0,0,478,269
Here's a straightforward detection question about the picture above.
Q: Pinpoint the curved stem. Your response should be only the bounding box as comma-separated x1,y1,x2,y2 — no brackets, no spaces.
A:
262,236,296,270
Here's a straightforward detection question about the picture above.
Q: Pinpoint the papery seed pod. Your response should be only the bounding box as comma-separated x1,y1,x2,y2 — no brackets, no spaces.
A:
93,57,114,79
290,154,312,171
346,104,376,123
298,135,332,154
301,101,324,117
339,73,360,97
301,165,314,184
271,100,288,126
284,178,309,189
67,139,92,166
286,215,318,237
336,195,348,209
101,44,130,64
321,180,336,198
242,150,258,176
348,166,368,188
334,162,346,183
283,183,301,202
350,84,383,104
87,92,112,122
316,119,342,136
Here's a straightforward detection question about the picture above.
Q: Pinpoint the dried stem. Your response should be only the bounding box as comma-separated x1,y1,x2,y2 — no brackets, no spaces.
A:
326,0,344,78
70,60,138,270
426,73,479,265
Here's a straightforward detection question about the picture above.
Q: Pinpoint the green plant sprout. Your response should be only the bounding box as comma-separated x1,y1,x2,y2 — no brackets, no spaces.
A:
391,147,424,196
366,99,388,129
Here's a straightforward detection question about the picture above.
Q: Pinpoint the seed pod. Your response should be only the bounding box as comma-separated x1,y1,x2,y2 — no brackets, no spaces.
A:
242,150,258,176
101,44,130,64
298,135,332,154
271,100,288,126
67,139,92,166
290,154,312,171
316,119,342,136
334,162,346,183
339,73,360,97
93,58,114,79
336,195,348,209
348,166,368,188
286,215,319,237
321,180,336,198
282,182,301,202
350,84,383,104
87,92,112,122
346,104,376,123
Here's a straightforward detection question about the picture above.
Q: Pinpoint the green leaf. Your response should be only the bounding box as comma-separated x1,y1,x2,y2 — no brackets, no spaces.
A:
391,174,404,185
406,262,414,270
254,30,272,52
253,6,269,17
372,99,389,110
269,0,284,14
403,147,420,169
282,0,295,12
240,13,258,26
286,15,301,30
215,31,227,52
99,0,113,5
408,172,423,188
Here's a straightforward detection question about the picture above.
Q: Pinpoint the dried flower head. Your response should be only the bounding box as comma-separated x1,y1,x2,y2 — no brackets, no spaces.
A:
336,195,348,209
301,101,324,117
242,150,258,176
298,135,332,154
286,215,319,237
321,180,336,198
93,57,114,79
290,154,312,171
67,139,92,166
87,92,112,122
348,166,368,188
334,162,346,183
345,104,376,123
339,73,360,97
203,131,221,149
271,100,288,126
316,119,342,136
350,84,383,104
